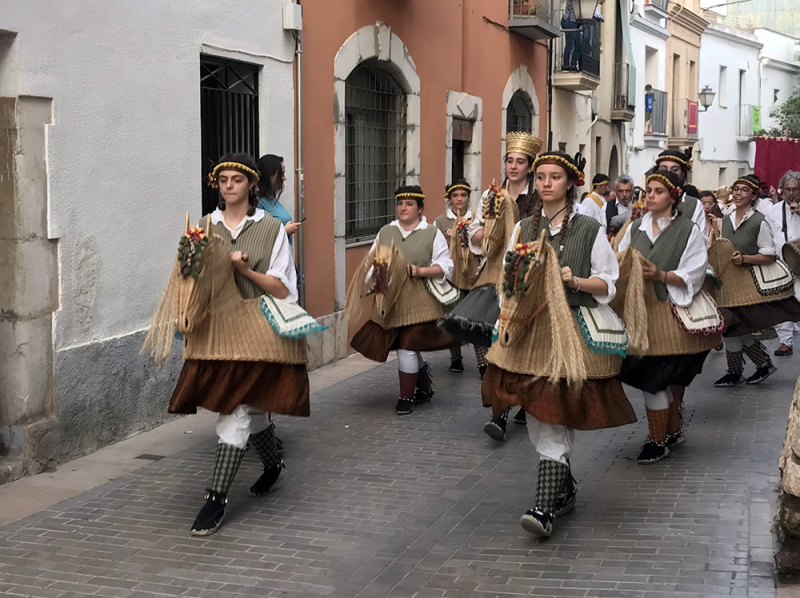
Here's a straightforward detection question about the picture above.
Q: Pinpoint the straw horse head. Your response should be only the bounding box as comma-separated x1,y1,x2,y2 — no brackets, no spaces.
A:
482,184,520,259
346,242,408,326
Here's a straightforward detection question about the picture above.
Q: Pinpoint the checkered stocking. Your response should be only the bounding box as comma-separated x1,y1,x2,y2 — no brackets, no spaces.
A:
743,340,770,368
726,350,744,375
645,408,669,443
249,422,281,469
210,442,246,495
449,346,463,360
474,345,489,368
534,458,571,514
667,399,682,435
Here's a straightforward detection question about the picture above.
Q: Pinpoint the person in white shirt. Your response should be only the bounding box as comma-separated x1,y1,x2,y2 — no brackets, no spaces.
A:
577,173,609,223
767,171,800,356
599,174,635,230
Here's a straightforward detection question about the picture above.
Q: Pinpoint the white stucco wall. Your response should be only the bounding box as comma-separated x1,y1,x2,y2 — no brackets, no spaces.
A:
754,29,800,132
0,0,296,350
696,23,761,179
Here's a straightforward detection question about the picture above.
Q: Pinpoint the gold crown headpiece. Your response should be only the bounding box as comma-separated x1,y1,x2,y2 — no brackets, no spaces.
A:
506,132,544,160
207,162,260,189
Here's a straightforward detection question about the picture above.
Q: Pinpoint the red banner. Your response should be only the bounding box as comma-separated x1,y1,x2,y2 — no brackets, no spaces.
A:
687,101,698,135
755,137,800,189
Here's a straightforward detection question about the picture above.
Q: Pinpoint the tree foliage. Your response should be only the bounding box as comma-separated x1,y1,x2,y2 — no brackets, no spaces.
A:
766,82,800,138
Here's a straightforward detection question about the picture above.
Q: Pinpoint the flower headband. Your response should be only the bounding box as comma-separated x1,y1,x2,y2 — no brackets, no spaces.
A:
532,154,586,187
646,173,683,199
446,183,472,195
207,162,260,189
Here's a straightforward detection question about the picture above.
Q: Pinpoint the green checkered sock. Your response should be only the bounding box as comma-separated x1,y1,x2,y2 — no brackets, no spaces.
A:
249,423,281,469
743,340,770,369
534,459,570,515
210,442,246,495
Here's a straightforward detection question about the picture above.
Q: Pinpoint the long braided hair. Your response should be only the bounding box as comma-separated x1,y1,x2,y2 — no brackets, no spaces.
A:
503,157,538,219
529,151,586,256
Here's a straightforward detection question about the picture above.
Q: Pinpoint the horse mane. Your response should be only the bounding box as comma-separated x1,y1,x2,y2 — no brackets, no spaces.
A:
142,260,180,365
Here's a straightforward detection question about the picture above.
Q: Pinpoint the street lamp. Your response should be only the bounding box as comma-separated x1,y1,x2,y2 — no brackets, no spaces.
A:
699,85,716,111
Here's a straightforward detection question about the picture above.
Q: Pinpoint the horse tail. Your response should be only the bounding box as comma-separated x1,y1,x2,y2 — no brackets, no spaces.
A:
346,249,376,326
623,249,649,353
141,261,180,365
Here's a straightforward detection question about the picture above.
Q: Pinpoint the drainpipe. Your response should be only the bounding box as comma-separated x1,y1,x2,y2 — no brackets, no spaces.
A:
547,37,554,151
294,0,306,307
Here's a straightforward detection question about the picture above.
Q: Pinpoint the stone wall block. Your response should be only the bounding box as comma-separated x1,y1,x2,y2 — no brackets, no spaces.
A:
0,238,58,317
0,97,17,242
14,97,52,238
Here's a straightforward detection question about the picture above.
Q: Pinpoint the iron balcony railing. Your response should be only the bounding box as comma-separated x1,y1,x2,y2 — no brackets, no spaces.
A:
552,10,601,78
613,63,633,111
645,89,668,136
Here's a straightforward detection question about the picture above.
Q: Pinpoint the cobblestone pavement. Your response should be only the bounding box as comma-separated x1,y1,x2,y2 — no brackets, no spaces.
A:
0,345,797,598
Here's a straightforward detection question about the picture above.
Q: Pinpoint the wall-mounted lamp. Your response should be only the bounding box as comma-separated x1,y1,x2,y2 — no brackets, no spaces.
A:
699,85,716,111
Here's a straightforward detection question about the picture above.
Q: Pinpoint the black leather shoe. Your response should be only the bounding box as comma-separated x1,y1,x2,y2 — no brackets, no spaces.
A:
483,417,507,442
250,464,283,497
191,491,226,537
520,509,553,538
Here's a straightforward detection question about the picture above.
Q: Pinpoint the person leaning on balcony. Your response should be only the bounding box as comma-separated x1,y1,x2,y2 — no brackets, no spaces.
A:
577,173,609,224
561,0,582,71
599,174,635,231
653,148,705,234
766,171,800,357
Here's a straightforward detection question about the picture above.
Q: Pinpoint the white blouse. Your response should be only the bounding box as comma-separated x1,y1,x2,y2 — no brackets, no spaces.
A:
367,217,454,282
766,200,800,298
506,212,619,304
724,209,777,256
210,208,298,302
618,212,707,307
575,192,605,224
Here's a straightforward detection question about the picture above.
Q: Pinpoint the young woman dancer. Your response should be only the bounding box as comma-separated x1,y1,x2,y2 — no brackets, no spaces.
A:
654,148,705,232
712,174,800,386
482,151,635,538
433,179,487,374
349,186,455,415
618,170,721,464
146,154,310,536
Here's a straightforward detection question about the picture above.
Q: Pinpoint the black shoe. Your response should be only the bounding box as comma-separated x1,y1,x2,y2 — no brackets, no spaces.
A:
249,464,283,497
775,345,793,357
450,358,464,373
665,428,685,448
714,371,744,387
479,365,487,380
411,387,434,404
395,398,415,415
637,438,670,464
483,417,507,442
191,491,226,537
513,408,527,425
553,479,577,517
746,364,777,385
520,509,553,538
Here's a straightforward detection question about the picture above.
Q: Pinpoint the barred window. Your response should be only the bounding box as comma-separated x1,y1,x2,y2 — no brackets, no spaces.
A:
345,62,408,243
200,56,260,215
506,90,533,136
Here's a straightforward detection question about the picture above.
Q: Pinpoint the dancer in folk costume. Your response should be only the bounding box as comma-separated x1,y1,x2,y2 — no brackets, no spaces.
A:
577,173,610,224
767,171,800,356
710,174,800,386
653,148,705,233
482,151,635,538
617,170,723,464
433,179,487,375
348,186,456,415
144,154,312,536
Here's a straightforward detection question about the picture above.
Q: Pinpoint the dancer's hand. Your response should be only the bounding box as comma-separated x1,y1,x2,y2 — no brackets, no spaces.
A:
561,266,579,290
641,258,662,281
231,251,250,273
731,251,744,266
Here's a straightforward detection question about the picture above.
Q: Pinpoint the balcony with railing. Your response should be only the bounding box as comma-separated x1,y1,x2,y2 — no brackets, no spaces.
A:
644,0,669,16
670,98,699,145
644,89,668,137
735,104,757,140
552,11,601,91
611,64,635,122
508,0,560,40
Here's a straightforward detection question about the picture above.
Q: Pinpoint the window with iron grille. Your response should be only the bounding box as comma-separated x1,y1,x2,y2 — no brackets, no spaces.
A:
506,90,533,136
346,61,408,243
200,56,260,215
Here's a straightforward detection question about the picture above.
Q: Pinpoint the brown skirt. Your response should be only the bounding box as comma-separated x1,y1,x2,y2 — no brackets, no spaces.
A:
481,365,636,431
169,360,310,417
350,319,459,363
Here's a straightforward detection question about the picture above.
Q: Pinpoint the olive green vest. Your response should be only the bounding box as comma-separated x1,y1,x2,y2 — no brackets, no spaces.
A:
376,224,437,267
434,213,455,235
677,194,699,224
210,214,283,300
721,211,764,256
520,213,599,308
629,216,694,301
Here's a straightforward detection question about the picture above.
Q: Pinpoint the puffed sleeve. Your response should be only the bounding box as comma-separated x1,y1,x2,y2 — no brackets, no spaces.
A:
265,228,299,303
430,228,454,282
689,199,707,242
467,190,489,255
617,220,634,252
756,219,777,256
667,224,708,307
588,227,618,304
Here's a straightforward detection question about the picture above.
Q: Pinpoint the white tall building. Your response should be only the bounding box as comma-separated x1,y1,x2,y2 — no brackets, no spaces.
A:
0,0,297,481
753,28,800,133
695,22,763,188
628,0,671,183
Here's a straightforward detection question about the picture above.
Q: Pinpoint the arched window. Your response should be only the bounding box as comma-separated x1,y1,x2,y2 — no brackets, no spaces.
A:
506,90,533,136
345,61,408,242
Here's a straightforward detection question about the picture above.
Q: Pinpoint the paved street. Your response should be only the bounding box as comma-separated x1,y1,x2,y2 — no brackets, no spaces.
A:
0,345,796,598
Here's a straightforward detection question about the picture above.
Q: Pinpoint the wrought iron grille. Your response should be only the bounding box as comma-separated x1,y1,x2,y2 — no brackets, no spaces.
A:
345,62,408,243
507,91,533,135
200,56,260,215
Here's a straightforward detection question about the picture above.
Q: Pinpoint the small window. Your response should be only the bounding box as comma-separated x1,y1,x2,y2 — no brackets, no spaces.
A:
558,142,567,153
718,66,728,108
774,88,780,105
345,62,408,243
506,90,533,135
200,56,260,215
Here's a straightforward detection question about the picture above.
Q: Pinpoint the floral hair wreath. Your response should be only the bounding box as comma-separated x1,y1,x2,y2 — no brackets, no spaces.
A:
646,173,683,200
532,152,587,187
207,162,260,189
